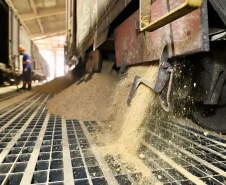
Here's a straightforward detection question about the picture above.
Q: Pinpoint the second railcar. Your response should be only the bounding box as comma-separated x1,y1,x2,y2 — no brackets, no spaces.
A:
0,0,49,85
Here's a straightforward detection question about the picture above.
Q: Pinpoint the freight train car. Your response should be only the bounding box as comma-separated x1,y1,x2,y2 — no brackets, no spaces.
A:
31,43,50,82
65,0,226,133
0,0,49,85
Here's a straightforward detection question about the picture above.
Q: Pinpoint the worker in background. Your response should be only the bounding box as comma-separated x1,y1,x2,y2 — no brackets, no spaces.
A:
19,46,32,90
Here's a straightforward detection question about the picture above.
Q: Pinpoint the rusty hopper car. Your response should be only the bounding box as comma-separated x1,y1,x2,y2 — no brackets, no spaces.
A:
0,0,49,85
65,0,226,133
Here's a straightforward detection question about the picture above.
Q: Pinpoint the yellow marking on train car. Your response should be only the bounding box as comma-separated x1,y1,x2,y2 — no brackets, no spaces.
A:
140,0,203,32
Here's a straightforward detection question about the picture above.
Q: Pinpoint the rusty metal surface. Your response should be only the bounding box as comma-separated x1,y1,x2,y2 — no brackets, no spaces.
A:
76,0,132,59
115,11,144,66
115,1,209,67
140,0,202,32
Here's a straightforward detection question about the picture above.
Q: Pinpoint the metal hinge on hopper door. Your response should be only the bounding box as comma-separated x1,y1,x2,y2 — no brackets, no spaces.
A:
127,45,175,112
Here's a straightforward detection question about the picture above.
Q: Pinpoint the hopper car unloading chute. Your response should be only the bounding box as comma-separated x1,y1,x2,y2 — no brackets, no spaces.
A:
65,0,226,133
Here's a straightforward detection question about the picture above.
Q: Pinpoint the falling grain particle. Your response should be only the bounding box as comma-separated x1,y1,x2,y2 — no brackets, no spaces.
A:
139,154,145,159
93,173,96,176
99,64,161,183
204,132,209,136
157,175,162,180
193,83,197,87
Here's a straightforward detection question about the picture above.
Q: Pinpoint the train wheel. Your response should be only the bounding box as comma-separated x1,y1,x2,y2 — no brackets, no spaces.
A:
192,104,226,133
190,41,226,133
192,76,226,133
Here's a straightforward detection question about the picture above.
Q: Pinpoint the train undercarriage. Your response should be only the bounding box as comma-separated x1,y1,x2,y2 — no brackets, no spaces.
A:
65,0,226,133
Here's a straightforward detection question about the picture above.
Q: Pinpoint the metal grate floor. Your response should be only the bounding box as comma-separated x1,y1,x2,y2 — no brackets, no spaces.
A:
0,91,24,103
0,93,226,185
83,121,226,185
0,93,136,185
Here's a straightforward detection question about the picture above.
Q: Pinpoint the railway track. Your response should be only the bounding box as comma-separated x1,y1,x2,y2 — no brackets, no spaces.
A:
0,93,225,185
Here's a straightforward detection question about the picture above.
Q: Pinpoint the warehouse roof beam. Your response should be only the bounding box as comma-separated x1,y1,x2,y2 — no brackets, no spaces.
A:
32,30,66,40
20,6,66,21
28,0,44,34
6,0,66,39
6,0,33,36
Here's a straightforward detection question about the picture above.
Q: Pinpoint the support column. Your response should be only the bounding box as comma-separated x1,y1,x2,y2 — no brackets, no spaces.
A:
53,47,57,78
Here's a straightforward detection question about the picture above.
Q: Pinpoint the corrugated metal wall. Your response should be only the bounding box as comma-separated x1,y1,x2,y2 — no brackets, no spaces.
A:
20,27,32,57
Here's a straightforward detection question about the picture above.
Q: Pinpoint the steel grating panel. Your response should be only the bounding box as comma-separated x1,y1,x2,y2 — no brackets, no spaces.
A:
141,120,226,185
0,93,53,184
0,93,120,185
0,92,23,103
0,93,226,185
66,120,111,184
82,121,140,185
83,121,226,185
0,93,38,116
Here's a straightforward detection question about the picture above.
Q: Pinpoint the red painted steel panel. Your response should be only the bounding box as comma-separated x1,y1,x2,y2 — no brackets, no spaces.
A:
114,12,144,65
115,1,209,67
170,0,202,55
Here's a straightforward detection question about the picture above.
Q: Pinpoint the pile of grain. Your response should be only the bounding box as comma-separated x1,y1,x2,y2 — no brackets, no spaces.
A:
46,61,118,120
45,61,163,182
34,76,75,93
94,65,153,143
94,63,161,181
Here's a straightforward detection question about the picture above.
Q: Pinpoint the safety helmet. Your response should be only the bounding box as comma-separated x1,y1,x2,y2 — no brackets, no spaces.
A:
19,45,25,52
